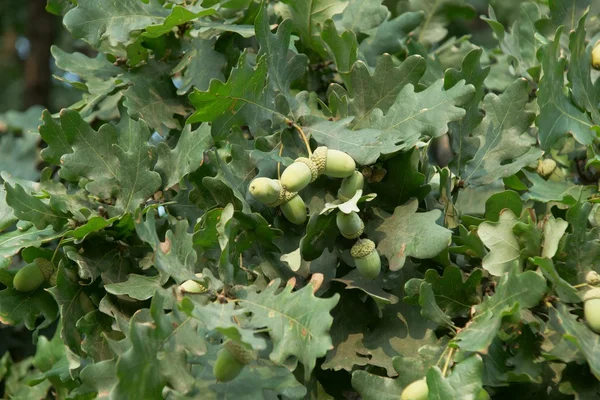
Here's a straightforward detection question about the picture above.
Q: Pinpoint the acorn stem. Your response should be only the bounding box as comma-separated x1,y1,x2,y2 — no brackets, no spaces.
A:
277,143,284,179
286,119,312,157
442,347,455,377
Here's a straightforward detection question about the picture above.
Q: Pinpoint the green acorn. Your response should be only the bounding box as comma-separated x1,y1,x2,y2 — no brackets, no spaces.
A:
180,273,207,294
401,378,428,400
336,211,364,239
213,340,255,382
536,159,557,179
338,171,364,202
280,193,307,225
281,157,318,192
593,41,600,70
311,146,356,178
249,177,282,205
13,258,55,292
350,239,381,280
584,288,600,333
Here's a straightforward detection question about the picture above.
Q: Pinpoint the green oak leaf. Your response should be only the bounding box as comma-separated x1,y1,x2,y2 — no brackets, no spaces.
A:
405,266,482,318
155,124,213,190
0,133,40,181
188,52,281,140
482,3,542,80
0,186,16,232
426,354,485,399
454,266,546,353
0,224,65,259
348,55,426,130
359,11,425,66
478,209,521,276
235,279,339,376
321,20,358,86
180,297,266,350
47,263,95,357
135,209,197,283
164,343,306,399
143,6,216,38
552,303,600,380
333,0,388,34
299,211,337,261
567,11,600,124
279,0,347,55
375,199,452,271
561,200,600,272
521,170,595,204
305,79,473,165
104,274,166,301
463,79,542,186
537,28,594,149
255,5,308,112
445,49,490,177
351,370,404,400
172,38,226,95
63,0,168,53
4,183,69,230
38,110,74,166
418,282,455,329
321,290,373,371
123,61,191,135
111,295,200,398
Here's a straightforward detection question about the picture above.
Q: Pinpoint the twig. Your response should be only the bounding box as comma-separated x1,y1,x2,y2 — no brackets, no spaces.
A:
51,237,65,264
442,348,455,377
574,283,590,289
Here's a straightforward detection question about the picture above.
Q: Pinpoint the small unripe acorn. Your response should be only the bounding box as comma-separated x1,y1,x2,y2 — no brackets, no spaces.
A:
477,388,490,400
213,340,255,382
338,171,364,202
280,194,307,225
536,159,557,179
350,239,381,280
336,211,364,239
401,378,429,400
281,158,318,192
13,259,54,292
180,273,207,294
593,41,600,70
584,288,600,333
249,177,282,205
311,146,356,178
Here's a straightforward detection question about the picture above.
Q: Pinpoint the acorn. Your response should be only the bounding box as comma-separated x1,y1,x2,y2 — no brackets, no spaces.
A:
401,378,428,400
213,340,255,382
281,157,318,192
249,177,282,205
13,259,55,292
180,273,207,294
350,239,381,280
584,288,600,333
280,193,307,225
336,211,364,239
536,159,557,179
593,41,600,70
338,171,364,202
311,146,356,178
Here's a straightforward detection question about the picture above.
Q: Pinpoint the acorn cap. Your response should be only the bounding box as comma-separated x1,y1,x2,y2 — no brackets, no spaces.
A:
586,271,600,286
584,288,600,301
35,258,55,280
296,157,319,182
266,181,297,207
536,159,557,178
224,340,255,365
311,146,328,175
351,239,376,258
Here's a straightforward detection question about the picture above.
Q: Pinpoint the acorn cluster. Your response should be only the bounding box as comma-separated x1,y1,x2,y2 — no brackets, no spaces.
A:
248,146,381,280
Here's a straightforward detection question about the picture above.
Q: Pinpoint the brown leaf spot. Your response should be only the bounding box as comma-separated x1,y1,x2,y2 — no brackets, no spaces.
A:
160,238,171,253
